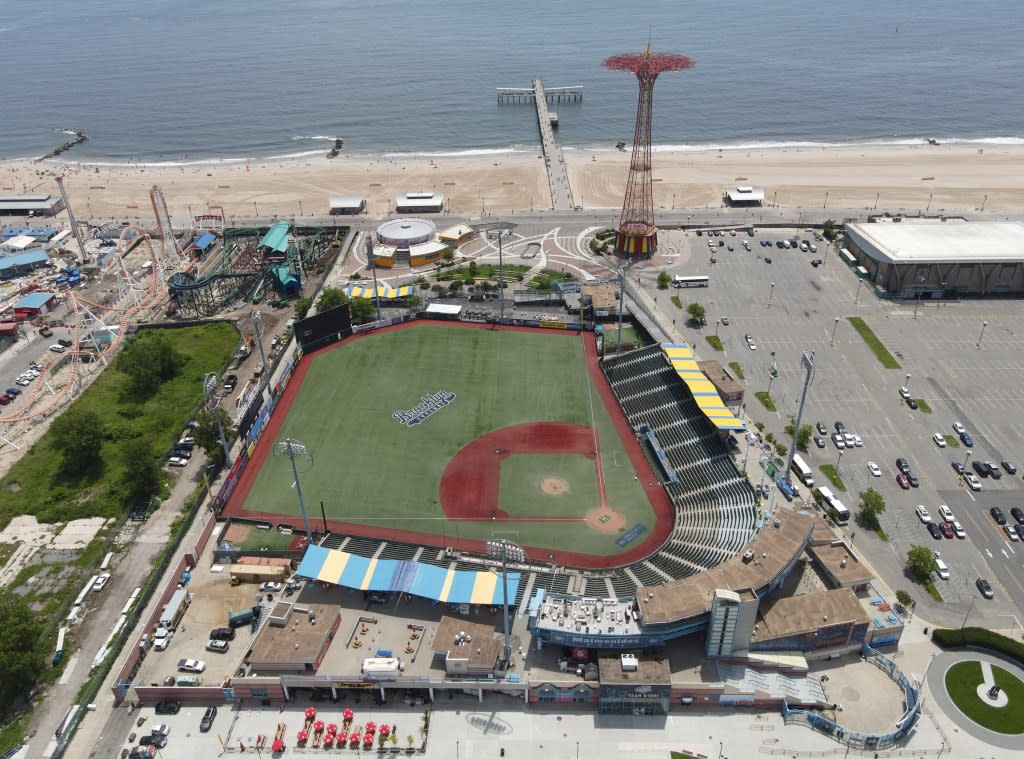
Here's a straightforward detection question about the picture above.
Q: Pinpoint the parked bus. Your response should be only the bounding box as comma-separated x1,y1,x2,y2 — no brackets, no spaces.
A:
815,486,850,525
673,275,710,288
791,454,815,488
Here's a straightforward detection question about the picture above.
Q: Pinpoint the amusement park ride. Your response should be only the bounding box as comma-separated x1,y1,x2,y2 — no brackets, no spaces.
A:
0,182,336,449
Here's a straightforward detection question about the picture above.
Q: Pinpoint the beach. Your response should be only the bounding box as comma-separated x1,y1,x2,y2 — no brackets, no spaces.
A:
3,143,1024,224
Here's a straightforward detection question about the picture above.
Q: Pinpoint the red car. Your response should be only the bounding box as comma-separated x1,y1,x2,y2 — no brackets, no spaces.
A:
810,259,823,267
940,521,955,539
896,473,910,489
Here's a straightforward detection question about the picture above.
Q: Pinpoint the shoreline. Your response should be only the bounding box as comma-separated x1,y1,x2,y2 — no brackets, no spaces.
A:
3,142,1024,221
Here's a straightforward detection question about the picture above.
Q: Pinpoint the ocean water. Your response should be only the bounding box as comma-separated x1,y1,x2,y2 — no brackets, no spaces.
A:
1,0,1022,163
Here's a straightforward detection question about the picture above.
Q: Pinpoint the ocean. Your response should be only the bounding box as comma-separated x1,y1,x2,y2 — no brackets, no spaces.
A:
1,0,1022,163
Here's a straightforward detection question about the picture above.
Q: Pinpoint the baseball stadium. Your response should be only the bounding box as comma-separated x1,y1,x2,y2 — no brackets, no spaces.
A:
222,322,676,568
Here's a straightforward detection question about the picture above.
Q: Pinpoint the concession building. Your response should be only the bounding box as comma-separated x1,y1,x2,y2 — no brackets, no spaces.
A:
843,221,1024,297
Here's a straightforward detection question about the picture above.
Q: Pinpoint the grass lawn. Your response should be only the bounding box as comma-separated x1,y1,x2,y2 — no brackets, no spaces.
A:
820,464,847,491
240,326,654,556
705,335,723,351
945,660,1024,734
728,362,745,380
846,317,901,369
915,398,933,413
0,322,239,529
236,528,297,551
755,391,776,412
943,434,960,448
603,324,642,348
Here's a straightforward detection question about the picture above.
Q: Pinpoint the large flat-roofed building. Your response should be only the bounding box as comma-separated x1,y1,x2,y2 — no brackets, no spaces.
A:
844,221,1024,296
395,192,445,214
723,186,764,206
0,195,64,217
328,195,366,215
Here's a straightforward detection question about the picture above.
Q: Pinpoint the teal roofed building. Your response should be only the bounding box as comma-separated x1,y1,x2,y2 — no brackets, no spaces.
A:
258,220,292,260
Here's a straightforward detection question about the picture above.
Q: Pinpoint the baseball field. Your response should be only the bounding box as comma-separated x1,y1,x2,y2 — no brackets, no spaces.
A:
224,322,672,567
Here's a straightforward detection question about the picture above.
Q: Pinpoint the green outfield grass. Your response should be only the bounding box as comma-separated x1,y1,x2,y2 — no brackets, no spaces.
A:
241,326,655,555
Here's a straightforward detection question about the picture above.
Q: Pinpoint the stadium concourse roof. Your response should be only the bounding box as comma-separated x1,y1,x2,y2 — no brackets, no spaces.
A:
345,284,415,299
296,544,520,606
661,343,745,431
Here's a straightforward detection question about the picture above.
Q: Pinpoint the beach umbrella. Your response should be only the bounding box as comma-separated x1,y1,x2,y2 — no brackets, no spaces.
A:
363,734,373,748
323,733,334,747
297,729,308,742
327,722,338,734
343,707,354,721
380,724,391,737
365,720,376,733
272,738,285,752
305,706,317,720
338,730,347,742
315,720,325,732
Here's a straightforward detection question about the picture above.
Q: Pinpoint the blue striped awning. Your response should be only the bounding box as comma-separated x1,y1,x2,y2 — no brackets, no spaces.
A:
296,544,519,606
345,285,415,299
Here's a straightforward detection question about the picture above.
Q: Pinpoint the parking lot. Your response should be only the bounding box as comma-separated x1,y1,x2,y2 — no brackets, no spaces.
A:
645,226,1024,627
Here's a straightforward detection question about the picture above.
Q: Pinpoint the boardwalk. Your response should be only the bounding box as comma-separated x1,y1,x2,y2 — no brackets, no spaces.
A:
530,79,575,212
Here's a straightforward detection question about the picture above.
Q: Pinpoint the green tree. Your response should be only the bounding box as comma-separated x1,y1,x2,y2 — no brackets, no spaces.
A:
895,589,914,609
823,219,839,241
656,271,671,290
293,297,312,320
349,297,376,322
115,332,184,398
0,590,47,710
316,287,349,312
121,438,162,503
774,442,787,458
442,249,455,262
447,280,464,292
406,295,422,308
796,424,813,450
906,545,937,583
194,408,236,467
859,488,887,529
49,407,105,476
686,302,706,323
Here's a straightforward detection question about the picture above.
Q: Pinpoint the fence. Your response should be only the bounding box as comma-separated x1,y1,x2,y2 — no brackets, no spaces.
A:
779,643,920,750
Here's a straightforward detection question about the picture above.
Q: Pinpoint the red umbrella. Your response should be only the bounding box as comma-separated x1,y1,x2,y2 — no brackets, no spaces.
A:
343,708,354,721
363,735,373,748
297,729,308,742
326,722,338,735
349,735,360,747
314,720,325,732
323,734,334,747
380,724,391,736
272,738,285,752
338,730,347,742
365,721,376,733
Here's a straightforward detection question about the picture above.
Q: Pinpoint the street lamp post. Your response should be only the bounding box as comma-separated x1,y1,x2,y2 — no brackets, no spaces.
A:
977,320,989,347
963,448,972,474
203,373,232,466
823,191,829,209
830,317,840,346
836,448,844,474
854,278,864,304
715,318,721,337
961,597,977,631
486,538,526,669
905,374,911,392
767,282,776,308
276,438,314,545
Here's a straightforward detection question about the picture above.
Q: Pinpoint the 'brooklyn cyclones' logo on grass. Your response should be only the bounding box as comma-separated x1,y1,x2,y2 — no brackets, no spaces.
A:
392,390,457,427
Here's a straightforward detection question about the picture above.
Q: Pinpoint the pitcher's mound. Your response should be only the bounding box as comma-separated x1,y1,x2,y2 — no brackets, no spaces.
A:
584,505,627,534
541,477,569,495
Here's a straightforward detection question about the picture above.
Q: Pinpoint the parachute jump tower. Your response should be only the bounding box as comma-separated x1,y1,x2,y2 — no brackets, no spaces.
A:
603,45,694,257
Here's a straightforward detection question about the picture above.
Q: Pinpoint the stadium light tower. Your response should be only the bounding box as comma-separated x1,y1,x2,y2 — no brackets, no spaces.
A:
486,537,526,669
783,351,815,487
276,438,314,545
365,234,383,322
203,372,232,466
470,221,517,322
603,44,695,257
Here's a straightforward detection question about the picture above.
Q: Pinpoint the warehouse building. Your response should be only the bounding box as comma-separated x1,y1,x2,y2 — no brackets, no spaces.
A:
843,221,1024,297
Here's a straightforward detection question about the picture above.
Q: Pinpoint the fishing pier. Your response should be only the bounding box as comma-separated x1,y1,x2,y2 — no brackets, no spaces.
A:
496,79,578,211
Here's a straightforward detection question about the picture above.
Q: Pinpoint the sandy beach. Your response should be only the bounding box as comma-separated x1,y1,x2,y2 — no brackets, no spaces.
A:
3,143,1023,224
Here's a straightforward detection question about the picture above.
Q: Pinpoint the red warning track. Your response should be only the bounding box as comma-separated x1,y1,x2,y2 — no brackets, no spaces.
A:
221,321,673,570
439,422,599,520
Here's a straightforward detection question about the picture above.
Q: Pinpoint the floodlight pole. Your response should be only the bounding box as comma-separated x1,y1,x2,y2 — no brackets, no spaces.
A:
487,537,525,669
203,372,232,466
278,438,313,544
783,351,815,487
366,235,382,322
469,221,517,323
251,309,269,383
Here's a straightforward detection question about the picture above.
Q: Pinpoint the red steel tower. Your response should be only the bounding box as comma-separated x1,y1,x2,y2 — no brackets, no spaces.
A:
603,46,694,257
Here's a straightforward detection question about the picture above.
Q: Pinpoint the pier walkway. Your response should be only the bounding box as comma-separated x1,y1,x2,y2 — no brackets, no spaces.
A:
531,79,575,212
497,80,577,212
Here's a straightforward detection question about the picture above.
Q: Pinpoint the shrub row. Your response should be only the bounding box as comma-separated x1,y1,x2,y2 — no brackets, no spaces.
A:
932,627,1024,665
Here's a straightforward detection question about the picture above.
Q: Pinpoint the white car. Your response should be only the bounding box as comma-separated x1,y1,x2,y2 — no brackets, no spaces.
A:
832,433,845,450
745,334,757,350
844,433,856,447
206,639,230,653
965,473,982,491
952,521,966,539
168,457,189,467
952,421,966,435
932,433,946,448
1004,524,1020,542
939,504,955,522
898,386,910,399
177,658,206,673
154,635,172,651
867,461,881,477
742,240,751,251
852,434,863,447
915,505,932,523
49,344,66,353
259,581,283,593
92,573,110,592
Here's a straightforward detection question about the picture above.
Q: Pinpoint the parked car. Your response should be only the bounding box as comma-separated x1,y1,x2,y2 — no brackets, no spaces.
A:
906,397,919,410
852,434,863,447
206,639,230,653
867,461,881,477
154,701,181,715
951,461,965,475
952,521,966,539
939,504,955,522
720,317,730,326
897,473,911,490
177,658,205,673
168,456,188,467
259,581,283,593
952,421,966,435
972,460,990,477
896,458,912,475
223,374,238,392
49,344,66,353
1004,524,1020,542
210,627,236,641
899,386,911,399
39,326,53,337
0,396,9,406
57,338,73,347
915,505,932,523
960,432,974,447
927,522,943,540
832,433,846,450
965,473,982,491
5,388,20,397
835,421,847,434
139,735,167,749
1001,460,1018,475
932,433,946,448
744,334,757,350
200,705,218,733
844,433,856,448
813,436,826,449
985,461,1002,480
1011,507,1024,525
976,578,994,599
816,422,827,435
907,472,920,488
990,506,1006,525
151,724,171,737
940,521,955,539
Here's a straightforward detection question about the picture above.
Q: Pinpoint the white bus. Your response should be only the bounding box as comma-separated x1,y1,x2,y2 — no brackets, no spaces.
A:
673,275,710,288
816,486,850,525
791,454,815,487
